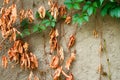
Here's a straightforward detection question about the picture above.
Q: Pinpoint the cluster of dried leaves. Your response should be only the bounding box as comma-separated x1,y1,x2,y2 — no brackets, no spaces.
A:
8,40,38,69
49,28,76,80
0,4,20,42
19,9,34,23
28,71,39,80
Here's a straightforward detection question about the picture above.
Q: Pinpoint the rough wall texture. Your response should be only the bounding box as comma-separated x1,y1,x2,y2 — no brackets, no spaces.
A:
0,0,120,80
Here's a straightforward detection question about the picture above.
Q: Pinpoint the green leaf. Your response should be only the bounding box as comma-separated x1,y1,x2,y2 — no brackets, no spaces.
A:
83,15,89,22
75,0,83,3
20,18,29,27
87,7,94,16
65,3,73,9
39,26,46,30
83,4,89,12
51,21,55,27
110,7,120,18
32,24,39,33
73,3,80,9
35,11,40,19
100,0,104,5
22,29,30,36
45,21,51,26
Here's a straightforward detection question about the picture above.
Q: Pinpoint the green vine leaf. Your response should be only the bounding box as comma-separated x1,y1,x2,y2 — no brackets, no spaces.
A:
35,11,40,19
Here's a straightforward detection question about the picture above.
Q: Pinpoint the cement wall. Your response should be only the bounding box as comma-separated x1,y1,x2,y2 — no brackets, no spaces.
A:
0,0,120,80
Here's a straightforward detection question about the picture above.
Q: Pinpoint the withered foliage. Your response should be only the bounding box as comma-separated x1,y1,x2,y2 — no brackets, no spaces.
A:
66,73,74,80
59,5,66,17
38,6,46,19
8,40,38,69
49,29,59,53
0,4,20,41
98,64,107,76
2,55,8,69
65,51,76,70
58,47,64,61
28,71,39,80
48,1,59,20
53,66,62,80
3,0,9,5
65,16,72,24
93,29,98,38
19,9,34,23
50,56,59,69
68,35,75,49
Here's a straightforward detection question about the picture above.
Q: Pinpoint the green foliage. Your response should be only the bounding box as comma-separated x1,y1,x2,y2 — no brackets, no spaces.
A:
64,0,83,10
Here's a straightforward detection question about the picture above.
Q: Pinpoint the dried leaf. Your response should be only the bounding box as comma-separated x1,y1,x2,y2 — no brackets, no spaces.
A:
50,56,59,69
49,29,59,53
34,75,39,80
28,71,33,80
38,6,46,19
93,29,98,38
65,51,76,70
68,35,75,48
58,47,64,61
99,42,104,55
2,55,8,69
97,64,107,76
26,9,34,23
3,0,9,4
65,16,72,24
23,42,29,52
53,66,62,80
49,2,59,20
66,73,74,80
59,5,66,16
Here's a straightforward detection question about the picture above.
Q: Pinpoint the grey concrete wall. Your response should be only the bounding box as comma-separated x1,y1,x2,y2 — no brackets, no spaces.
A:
0,0,120,80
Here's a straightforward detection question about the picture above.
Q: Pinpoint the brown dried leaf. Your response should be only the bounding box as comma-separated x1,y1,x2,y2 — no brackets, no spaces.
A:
49,2,59,20
53,66,62,80
28,71,33,80
99,42,104,55
50,56,59,69
66,73,74,80
48,0,53,7
23,42,29,52
26,9,34,23
2,55,8,69
58,47,64,61
93,29,98,38
34,75,39,80
29,52,38,69
68,35,75,48
19,9,25,22
49,29,59,38
65,16,72,24
38,6,46,19
59,5,66,16
65,51,76,70
97,64,107,76
4,0,9,4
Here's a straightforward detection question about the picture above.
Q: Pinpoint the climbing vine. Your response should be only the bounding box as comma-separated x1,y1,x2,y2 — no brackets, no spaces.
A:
0,0,119,80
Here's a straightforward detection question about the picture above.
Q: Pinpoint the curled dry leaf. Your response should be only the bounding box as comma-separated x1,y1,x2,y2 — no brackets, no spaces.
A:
65,51,76,70
53,66,62,80
58,47,64,61
93,29,98,38
26,9,34,23
99,42,104,55
2,55,8,69
65,15,72,24
48,0,53,7
97,64,107,76
68,35,75,49
19,9,25,22
50,56,59,69
28,71,33,80
34,75,39,80
59,5,66,16
66,73,74,80
49,29,59,53
49,2,59,20
3,0,9,4
23,42,29,52
38,6,46,19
